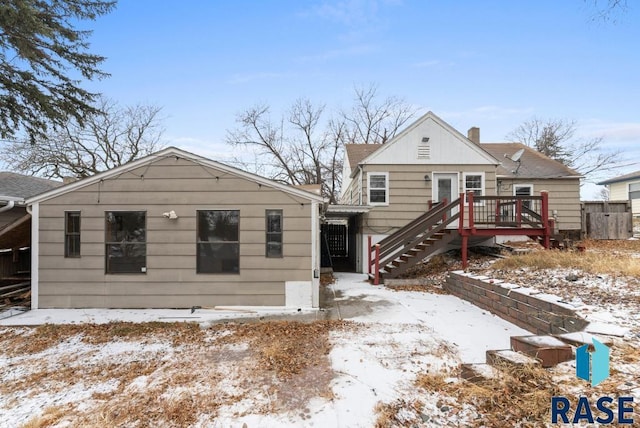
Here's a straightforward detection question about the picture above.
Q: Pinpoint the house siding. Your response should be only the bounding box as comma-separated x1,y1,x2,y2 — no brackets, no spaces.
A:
359,164,497,235
609,182,627,201
496,178,581,231
609,181,640,216
37,156,314,308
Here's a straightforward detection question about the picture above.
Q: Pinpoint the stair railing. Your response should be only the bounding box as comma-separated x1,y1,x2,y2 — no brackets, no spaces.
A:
370,197,461,284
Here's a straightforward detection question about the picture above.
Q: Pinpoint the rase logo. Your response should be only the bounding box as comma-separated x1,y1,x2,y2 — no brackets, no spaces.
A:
576,338,609,387
551,339,634,425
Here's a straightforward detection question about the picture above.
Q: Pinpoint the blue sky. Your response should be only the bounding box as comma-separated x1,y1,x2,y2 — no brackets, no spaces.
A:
83,1,640,196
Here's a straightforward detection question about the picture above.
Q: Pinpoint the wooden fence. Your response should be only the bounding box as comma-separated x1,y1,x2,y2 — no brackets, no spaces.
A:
581,200,632,239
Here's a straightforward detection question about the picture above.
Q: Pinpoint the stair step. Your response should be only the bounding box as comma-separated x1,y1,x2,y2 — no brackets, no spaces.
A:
460,363,499,384
510,335,573,368
486,349,540,369
553,332,613,348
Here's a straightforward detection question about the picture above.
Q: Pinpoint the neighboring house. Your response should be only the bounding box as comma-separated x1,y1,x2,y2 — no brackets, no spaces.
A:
1,172,62,281
597,170,640,217
334,111,582,273
25,147,324,309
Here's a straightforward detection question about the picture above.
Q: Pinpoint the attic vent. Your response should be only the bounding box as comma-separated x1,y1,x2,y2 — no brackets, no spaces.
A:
418,143,431,159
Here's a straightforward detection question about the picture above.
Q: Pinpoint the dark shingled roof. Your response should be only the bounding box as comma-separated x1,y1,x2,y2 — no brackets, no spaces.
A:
345,144,382,169
481,143,581,179
597,170,640,185
0,172,62,200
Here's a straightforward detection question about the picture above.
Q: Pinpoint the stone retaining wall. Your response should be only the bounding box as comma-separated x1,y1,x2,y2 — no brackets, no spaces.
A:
444,271,588,335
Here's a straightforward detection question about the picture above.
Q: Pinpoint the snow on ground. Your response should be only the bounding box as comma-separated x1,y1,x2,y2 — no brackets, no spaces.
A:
0,273,530,428
0,268,636,427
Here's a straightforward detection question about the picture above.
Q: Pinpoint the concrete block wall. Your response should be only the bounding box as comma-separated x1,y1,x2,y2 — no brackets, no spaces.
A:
444,271,588,335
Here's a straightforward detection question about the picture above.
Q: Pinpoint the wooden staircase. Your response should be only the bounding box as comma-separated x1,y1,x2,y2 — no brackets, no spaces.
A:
369,198,461,284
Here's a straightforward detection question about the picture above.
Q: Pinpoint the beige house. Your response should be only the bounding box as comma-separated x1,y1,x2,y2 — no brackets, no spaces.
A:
598,170,640,217
26,147,324,309
335,111,582,272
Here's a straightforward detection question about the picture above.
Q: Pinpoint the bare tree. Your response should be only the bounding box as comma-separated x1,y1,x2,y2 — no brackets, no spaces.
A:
507,117,624,183
586,0,629,21
597,186,610,201
341,84,417,144
227,99,344,203
1,97,164,179
226,86,416,202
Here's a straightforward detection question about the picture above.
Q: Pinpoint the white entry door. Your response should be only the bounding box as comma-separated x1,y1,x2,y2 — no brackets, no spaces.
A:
433,173,459,205
433,173,459,224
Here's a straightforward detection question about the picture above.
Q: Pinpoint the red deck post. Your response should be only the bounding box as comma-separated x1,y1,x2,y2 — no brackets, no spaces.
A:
541,191,550,249
516,199,523,227
367,235,372,275
428,200,433,210
374,244,380,285
458,193,465,233
467,192,475,231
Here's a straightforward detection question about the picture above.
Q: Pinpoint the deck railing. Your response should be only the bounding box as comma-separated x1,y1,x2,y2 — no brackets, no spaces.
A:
467,193,546,229
369,198,460,284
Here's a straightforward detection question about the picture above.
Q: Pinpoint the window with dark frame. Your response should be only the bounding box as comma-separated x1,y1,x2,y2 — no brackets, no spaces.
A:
197,210,240,273
64,211,81,258
105,211,146,274
266,209,283,258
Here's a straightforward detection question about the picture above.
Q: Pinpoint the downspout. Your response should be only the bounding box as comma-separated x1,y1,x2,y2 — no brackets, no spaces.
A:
0,196,20,212
0,200,14,213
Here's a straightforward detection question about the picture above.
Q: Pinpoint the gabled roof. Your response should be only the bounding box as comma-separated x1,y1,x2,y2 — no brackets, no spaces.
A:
0,172,62,201
346,111,500,168
597,170,640,185
26,147,325,204
345,144,382,169
482,143,582,179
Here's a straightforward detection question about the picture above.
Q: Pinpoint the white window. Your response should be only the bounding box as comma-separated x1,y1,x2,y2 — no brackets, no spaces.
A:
514,184,533,197
514,184,533,209
463,173,484,204
368,172,389,205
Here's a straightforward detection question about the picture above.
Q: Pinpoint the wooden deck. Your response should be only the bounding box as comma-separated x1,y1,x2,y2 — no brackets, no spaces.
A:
369,192,552,284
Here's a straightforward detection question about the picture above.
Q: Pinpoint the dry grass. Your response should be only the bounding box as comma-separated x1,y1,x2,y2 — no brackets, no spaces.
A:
414,363,562,428
491,247,640,277
2,320,350,426
20,406,67,428
2,321,203,357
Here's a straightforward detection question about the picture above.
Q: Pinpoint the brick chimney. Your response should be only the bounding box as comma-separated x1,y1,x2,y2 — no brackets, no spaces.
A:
467,127,480,145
